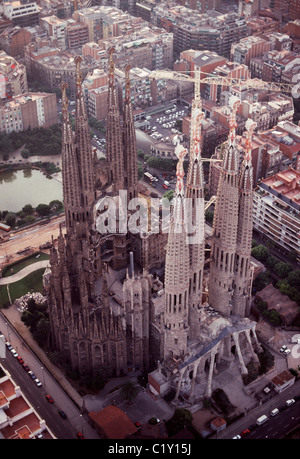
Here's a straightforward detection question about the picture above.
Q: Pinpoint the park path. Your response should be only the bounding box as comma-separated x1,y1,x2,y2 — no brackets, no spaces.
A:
0,260,49,285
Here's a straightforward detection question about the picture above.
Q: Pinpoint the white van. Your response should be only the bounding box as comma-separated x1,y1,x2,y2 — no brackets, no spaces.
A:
256,415,269,425
270,408,279,416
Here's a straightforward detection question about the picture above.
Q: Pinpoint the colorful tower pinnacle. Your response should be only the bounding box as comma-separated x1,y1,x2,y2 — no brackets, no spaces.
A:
232,119,257,317
106,47,124,192
61,82,82,232
74,56,95,216
185,95,205,338
208,97,240,316
163,144,190,360
123,64,138,202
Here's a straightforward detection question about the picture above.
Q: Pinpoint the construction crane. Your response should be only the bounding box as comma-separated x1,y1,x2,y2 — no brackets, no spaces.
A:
148,69,296,98
204,195,216,211
73,0,91,12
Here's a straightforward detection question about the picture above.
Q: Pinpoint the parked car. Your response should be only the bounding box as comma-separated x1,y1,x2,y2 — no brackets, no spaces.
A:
22,364,30,372
284,349,291,355
28,371,37,380
17,356,24,364
58,410,67,419
285,399,295,406
5,342,13,350
280,345,287,352
46,395,54,404
35,378,42,387
232,435,241,439
76,432,84,439
240,429,250,437
11,349,18,357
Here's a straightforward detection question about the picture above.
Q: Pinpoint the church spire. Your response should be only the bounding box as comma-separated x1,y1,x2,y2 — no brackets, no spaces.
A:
185,92,205,336
123,64,138,201
61,82,82,232
232,119,257,317
74,55,95,214
208,97,240,316
106,47,124,192
163,144,190,361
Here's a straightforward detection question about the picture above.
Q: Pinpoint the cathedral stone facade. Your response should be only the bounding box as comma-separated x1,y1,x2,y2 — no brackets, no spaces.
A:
45,53,262,399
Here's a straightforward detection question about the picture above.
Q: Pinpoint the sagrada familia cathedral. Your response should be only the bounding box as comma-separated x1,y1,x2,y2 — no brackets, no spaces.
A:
44,49,263,402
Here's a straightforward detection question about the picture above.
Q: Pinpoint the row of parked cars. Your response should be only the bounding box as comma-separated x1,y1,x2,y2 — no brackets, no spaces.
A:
5,341,42,387
5,339,85,439
232,398,296,438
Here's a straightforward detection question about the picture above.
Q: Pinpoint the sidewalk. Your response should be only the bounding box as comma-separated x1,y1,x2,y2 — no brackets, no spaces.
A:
0,260,49,285
1,304,83,408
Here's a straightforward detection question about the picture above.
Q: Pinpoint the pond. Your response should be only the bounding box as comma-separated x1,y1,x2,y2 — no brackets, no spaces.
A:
0,168,63,212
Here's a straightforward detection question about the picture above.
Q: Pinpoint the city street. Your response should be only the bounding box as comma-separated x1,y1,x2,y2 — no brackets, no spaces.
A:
0,311,101,439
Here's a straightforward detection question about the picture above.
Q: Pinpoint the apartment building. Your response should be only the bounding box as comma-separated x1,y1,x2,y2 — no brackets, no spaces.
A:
0,362,55,439
40,15,67,50
82,27,173,71
74,6,147,43
82,68,108,120
39,0,73,19
253,168,300,257
152,4,247,58
250,49,300,84
203,61,250,103
0,26,32,57
259,121,300,170
65,20,89,50
1,0,40,28
231,35,271,67
274,0,300,23
25,43,98,97
0,92,57,134
0,50,28,101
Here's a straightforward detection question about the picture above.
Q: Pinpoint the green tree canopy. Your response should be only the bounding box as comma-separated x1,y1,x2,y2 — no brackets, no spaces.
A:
5,213,16,227
36,203,51,217
251,244,270,262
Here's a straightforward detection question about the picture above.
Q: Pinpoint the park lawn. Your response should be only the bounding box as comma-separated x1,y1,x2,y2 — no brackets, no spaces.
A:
2,253,49,278
0,268,45,308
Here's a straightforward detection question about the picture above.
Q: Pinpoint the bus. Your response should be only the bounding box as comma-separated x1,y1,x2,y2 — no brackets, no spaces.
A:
0,223,11,232
144,172,155,183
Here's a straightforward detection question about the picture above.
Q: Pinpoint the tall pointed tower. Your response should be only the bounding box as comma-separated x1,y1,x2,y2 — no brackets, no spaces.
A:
74,56,95,222
185,88,205,339
232,119,257,317
60,82,82,232
123,65,139,202
208,98,240,316
106,47,124,193
163,144,190,360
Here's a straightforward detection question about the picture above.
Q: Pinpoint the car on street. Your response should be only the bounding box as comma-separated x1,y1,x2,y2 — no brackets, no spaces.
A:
134,421,141,429
240,429,250,437
76,432,84,439
232,435,241,439
6,342,13,350
11,349,18,357
17,356,24,364
46,395,54,404
35,378,42,387
285,399,295,406
280,345,287,352
22,364,30,372
58,410,67,419
283,349,291,355
28,371,37,379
